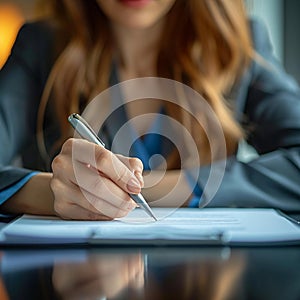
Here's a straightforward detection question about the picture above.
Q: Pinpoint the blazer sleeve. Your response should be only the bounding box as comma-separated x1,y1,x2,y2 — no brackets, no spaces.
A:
199,19,300,212
0,22,53,193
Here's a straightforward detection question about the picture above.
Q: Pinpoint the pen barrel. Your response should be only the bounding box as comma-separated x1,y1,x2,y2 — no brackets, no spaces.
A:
130,193,157,221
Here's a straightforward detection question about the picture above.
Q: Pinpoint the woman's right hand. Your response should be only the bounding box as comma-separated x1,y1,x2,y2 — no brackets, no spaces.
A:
50,138,144,220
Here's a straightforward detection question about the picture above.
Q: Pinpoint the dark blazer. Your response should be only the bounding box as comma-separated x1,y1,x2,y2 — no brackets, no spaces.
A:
0,18,300,211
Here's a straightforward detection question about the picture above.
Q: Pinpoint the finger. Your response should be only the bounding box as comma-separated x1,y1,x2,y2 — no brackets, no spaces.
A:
55,262,126,300
53,267,106,300
53,261,104,293
133,267,145,290
52,184,112,220
124,254,145,290
52,151,135,215
66,138,142,193
52,176,134,219
56,158,137,212
56,203,112,221
116,154,144,187
78,184,136,219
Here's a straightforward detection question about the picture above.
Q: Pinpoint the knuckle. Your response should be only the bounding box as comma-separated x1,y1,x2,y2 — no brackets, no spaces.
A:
51,155,65,174
95,148,111,168
62,138,75,153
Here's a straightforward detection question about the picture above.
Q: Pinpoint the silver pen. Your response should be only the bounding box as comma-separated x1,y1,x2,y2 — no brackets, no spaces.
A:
68,113,157,221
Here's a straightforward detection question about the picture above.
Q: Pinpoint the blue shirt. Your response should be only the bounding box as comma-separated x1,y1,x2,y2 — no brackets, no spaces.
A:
129,112,202,207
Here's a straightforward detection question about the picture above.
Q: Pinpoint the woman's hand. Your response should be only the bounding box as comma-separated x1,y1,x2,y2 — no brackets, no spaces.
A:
50,138,144,220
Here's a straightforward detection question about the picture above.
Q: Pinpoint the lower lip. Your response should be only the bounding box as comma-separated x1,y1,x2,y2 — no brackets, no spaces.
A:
118,0,152,8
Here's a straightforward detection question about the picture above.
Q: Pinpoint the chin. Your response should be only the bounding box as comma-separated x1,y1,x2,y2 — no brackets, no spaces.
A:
118,18,160,30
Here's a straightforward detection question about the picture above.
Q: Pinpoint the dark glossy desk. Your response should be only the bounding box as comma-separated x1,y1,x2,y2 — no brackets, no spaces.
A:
0,246,299,300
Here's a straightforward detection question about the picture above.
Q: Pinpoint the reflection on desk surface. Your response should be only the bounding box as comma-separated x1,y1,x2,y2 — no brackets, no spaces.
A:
0,247,299,300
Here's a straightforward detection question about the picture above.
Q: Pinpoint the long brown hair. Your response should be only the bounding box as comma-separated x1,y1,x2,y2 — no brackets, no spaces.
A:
38,0,253,166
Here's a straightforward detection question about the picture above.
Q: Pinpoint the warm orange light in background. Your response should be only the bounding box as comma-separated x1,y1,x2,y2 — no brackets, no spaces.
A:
0,4,24,68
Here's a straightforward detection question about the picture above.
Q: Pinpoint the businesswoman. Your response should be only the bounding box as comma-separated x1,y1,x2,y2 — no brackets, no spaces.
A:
0,0,299,220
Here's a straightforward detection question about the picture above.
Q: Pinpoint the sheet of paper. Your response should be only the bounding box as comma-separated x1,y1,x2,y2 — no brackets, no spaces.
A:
1,208,300,245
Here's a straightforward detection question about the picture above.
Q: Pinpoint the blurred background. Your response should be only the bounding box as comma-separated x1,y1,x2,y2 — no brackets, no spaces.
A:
0,0,34,67
0,0,299,82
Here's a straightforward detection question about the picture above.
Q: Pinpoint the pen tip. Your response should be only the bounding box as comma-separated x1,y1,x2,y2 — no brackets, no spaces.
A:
152,215,158,221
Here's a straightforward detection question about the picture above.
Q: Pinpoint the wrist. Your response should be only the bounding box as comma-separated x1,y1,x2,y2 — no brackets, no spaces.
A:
1,172,55,215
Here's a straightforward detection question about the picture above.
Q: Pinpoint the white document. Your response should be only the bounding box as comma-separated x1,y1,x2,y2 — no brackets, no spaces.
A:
1,208,300,245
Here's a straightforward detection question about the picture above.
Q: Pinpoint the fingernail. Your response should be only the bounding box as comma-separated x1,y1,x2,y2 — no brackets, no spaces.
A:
127,178,141,193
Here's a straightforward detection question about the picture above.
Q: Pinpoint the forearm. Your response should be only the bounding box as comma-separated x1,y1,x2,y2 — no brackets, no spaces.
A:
142,169,192,207
1,172,55,215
